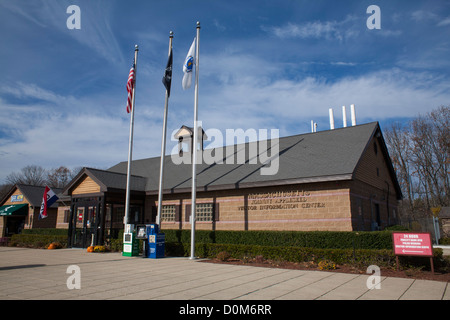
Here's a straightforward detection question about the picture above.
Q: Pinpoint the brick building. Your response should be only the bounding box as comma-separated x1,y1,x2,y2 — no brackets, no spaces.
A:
0,184,62,237
62,122,402,248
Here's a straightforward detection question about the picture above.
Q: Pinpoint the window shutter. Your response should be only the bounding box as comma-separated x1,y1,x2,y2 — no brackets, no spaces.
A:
214,203,220,221
185,204,191,222
175,205,181,222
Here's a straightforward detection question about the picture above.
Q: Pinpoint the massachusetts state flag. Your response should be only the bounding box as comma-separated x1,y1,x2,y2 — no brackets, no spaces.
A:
126,59,136,113
39,186,59,220
182,38,196,90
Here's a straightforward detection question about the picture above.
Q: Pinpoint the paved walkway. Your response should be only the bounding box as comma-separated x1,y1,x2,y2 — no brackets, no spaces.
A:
0,247,448,301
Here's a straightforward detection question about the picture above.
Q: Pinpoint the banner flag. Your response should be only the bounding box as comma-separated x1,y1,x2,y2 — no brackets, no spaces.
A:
126,59,136,113
162,48,173,97
182,38,196,90
39,186,59,220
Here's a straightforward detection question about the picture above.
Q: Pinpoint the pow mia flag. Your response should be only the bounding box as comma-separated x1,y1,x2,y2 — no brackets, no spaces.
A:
162,48,173,97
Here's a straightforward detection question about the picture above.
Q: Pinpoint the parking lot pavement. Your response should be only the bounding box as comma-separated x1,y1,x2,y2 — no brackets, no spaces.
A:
0,247,448,302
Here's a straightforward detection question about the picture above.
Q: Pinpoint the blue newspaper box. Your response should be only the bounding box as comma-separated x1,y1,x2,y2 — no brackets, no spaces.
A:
146,224,165,259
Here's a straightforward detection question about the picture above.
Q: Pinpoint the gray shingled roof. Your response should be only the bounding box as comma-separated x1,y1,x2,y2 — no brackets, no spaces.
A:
63,167,146,195
2,184,63,207
106,122,386,194
86,168,146,192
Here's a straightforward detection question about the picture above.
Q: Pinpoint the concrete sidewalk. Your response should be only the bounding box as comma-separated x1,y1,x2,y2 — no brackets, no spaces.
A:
0,247,448,301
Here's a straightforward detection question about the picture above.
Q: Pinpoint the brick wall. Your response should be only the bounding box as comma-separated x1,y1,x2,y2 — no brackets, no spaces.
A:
153,181,354,232
147,134,400,232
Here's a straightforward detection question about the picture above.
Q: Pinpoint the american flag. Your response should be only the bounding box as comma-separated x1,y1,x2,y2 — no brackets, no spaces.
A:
126,60,135,113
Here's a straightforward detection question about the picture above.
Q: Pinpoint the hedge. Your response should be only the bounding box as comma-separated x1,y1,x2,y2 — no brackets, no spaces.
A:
22,228,68,236
16,228,396,250
165,242,444,269
162,229,394,250
10,234,68,248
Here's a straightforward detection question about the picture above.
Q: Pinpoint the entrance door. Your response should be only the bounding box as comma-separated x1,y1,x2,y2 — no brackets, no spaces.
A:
5,216,25,236
71,204,100,248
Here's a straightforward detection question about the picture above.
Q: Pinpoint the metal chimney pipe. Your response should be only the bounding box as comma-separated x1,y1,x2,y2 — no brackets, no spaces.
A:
342,106,347,127
329,108,335,130
351,104,356,126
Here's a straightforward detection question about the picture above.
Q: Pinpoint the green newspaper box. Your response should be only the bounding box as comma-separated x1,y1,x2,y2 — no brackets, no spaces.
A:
122,231,139,257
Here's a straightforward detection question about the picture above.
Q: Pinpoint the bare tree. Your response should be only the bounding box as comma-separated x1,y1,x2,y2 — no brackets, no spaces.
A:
46,166,71,188
385,122,415,216
411,106,449,208
385,105,450,222
6,165,47,186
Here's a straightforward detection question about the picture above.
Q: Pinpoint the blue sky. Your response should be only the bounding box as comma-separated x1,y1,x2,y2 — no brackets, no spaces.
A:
0,0,449,184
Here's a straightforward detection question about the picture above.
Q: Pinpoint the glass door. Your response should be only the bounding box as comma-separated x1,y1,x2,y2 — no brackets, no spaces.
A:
72,207,85,248
85,205,97,247
71,204,99,248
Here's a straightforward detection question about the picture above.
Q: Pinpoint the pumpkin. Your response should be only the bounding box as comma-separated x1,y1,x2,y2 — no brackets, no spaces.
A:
87,246,95,252
48,243,56,250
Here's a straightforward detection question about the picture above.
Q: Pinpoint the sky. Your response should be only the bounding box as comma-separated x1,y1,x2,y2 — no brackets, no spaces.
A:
0,0,449,184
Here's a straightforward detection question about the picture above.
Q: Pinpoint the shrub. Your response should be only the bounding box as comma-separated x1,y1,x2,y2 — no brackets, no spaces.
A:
216,251,231,261
318,260,337,270
384,225,410,231
165,242,397,267
162,229,394,250
10,234,67,249
22,228,68,236
110,239,122,252
94,245,106,253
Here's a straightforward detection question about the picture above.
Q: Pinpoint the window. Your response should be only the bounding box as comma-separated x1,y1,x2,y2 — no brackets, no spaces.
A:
185,203,218,222
63,209,70,223
196,203,214,222
161,205,176,222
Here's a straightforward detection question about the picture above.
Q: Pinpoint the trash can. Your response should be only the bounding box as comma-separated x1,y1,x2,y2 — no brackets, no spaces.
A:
146,224,165,259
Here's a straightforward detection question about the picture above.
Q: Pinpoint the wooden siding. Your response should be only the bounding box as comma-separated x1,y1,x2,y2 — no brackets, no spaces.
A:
72,176,101,195
3,188,30,206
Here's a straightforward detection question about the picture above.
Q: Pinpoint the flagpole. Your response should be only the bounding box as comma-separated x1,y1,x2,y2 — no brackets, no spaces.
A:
124,44,139,234
190,22,200,260
156,32,173,227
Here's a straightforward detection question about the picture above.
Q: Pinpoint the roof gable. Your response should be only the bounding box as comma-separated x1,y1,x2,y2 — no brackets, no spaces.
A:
1,184,62,207
353,125,402,199
63,167,146,196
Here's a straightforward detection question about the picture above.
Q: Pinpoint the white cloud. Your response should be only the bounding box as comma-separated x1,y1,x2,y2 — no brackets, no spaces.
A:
411,10,438,22
1,82,77,105
437,17,450,27
1,0,124,64
411,10,450,27
198,51,450,136
263,16,359,41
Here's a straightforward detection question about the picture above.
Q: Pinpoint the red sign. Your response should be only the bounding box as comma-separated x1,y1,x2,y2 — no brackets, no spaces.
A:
392,232,433,257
